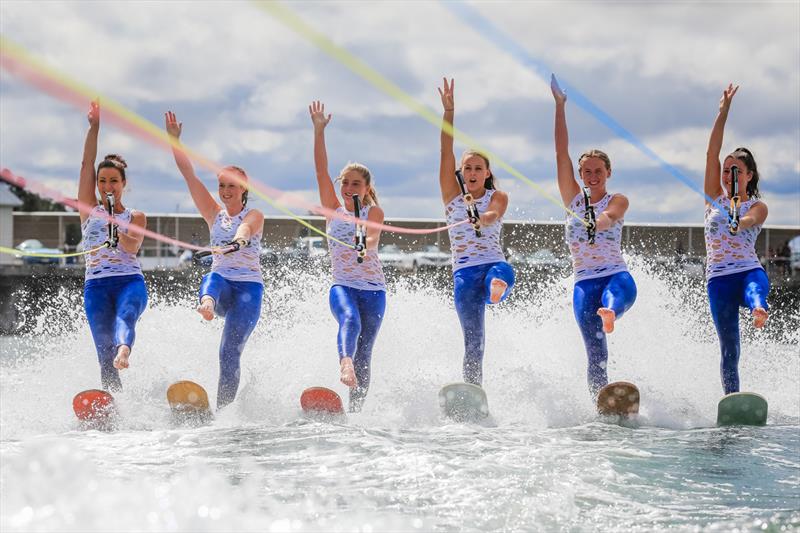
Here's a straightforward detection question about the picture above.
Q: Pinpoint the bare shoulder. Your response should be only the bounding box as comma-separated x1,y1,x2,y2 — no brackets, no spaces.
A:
491,190,509,202
130,210,147,225
367,205,384,221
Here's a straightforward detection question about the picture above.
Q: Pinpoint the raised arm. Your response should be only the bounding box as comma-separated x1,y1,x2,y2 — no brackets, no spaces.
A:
363,205,384,250
78,100,100,223
438,78,461,205
165,111,220,226
309,101,341,212
705,84,738,202
551,75,580,207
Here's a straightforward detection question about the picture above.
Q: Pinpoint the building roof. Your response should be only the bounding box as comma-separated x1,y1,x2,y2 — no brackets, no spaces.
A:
0,184,23,208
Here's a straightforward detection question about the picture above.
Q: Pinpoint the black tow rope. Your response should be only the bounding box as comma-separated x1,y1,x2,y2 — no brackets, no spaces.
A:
353,194,367,263
454,170,482,237
728,166,740,235
582,187,597,245
194,239,244,260
104,193,119,248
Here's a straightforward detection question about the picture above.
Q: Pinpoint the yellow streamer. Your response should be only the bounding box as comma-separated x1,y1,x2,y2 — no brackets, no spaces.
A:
251,1,586,225
0,36,354,249
0,243,108,259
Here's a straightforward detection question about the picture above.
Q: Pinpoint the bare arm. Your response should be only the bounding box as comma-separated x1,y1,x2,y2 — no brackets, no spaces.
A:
705,84,738,203
232,209,265,246
595,194,629,232
739,201,768,230
117,211,146,254
365,206,384,250
309,101,341,212
438,78,461,205
165,111,220,226
78,100,100,223
480,190,508,226
551,75,580,207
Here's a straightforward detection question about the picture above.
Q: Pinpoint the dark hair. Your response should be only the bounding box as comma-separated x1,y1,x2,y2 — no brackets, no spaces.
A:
461,150,496,190
726,147,761,199
97,154,127,181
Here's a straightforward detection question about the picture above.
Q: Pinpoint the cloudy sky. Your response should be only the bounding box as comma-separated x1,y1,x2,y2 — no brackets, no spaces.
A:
1,1,798,226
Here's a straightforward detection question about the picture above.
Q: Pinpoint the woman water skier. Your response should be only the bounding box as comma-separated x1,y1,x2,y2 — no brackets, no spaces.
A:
78,100,148,391
703,84,769,394
438,78,515,386
309,100,386,413
165,111,264,409
550,75,637,399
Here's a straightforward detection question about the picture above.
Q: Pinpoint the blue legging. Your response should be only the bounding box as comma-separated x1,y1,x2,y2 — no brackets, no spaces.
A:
84,274,148,392
329,285,386,411
453,261,515,386
573,271,637,396
707,268,770,395
200,272,263,408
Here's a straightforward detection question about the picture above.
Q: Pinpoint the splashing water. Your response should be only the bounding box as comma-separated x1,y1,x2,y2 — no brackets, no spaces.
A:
1,259,798,531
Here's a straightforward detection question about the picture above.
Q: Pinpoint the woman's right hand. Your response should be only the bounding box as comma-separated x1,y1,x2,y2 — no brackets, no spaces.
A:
719,83,739,113
87,100,100,128
551,74,567,106
165,111,183,139
438,77,454,112
309,100,332,131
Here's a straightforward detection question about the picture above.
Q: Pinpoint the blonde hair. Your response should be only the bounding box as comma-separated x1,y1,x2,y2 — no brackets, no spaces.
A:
460,150,496,190
339,162,379,206
218,165,249,206
577,149,612,173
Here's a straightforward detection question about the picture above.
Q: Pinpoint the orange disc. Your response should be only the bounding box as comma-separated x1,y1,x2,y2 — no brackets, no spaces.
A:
597,381,640,416
72,389,115,421
300,387,344,414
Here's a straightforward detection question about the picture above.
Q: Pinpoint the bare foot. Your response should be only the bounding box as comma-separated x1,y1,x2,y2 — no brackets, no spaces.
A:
489,279,508,304
113,345,131,370
197,296,215,321
597,307,616,334
340,357,357,388
752,307,768,329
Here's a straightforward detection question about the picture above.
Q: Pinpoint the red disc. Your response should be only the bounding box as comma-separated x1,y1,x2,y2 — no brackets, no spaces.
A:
72,389,115,421
300,387,344,414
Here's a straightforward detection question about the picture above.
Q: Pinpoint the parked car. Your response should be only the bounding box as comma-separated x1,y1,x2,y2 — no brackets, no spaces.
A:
378,244,415,271
506,248,569,272
284,236,328,264
790,236,800,272
16,239,63,265
412,245,450,270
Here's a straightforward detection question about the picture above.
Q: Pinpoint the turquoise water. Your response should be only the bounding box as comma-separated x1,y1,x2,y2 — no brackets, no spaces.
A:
1,262,798,531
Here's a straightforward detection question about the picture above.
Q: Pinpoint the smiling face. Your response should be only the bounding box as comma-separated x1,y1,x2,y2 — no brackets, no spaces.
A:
722,156,753,199
339,169,369,211
578,150,612,196
96,167,125,210
460,153,491,195
217,167,248,211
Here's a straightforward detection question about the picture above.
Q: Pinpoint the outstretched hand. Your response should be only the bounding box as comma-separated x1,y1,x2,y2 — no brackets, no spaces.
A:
309,100,332,131
438,77,454,111
87,100,100,128
719,83,739,113
165,111,182,139
551,74,567,105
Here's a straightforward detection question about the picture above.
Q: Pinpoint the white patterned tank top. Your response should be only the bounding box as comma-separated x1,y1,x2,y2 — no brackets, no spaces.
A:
209,207,263,284
326,206,386,291
704,195,763,280
81,204,143,280
565,192,628,282
445,190,506,272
